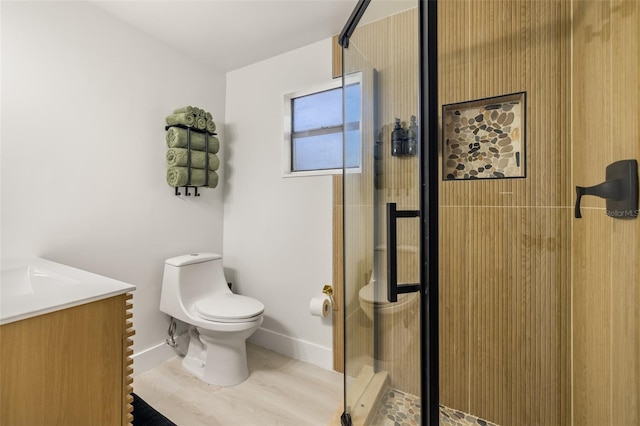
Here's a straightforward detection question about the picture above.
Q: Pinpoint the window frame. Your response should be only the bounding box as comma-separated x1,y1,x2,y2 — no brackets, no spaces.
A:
282,72,362,177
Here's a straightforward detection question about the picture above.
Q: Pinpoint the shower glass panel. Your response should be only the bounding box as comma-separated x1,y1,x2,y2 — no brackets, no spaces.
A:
342,0,639,425
341,1,422,424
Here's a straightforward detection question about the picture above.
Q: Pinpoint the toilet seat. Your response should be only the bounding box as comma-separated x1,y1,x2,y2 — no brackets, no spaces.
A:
196,293,264,323
359,280,411,306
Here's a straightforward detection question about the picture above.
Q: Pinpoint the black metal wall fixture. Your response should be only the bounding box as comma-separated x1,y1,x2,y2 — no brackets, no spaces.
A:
339,0,371,49
164,124,216,197
575,159,638,219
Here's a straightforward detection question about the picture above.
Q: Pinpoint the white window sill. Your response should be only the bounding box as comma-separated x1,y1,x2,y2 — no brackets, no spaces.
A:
282,167,361,178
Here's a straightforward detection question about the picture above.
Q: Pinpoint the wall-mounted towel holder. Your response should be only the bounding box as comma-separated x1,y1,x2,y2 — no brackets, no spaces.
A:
575,159,638,219
165,124,217,197
176,186,200,197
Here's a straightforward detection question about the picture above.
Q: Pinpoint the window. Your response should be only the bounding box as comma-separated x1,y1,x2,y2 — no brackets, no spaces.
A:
283,74,361,176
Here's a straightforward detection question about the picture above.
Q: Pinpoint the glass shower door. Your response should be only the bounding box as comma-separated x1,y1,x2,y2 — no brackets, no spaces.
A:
339,1,639,425
341,2,423,424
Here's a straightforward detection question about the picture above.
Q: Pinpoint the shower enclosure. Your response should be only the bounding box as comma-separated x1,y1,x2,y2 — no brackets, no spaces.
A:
338,1,639,425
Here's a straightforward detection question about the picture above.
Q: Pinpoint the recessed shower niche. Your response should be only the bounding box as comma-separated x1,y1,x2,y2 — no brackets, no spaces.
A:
442,92,526,180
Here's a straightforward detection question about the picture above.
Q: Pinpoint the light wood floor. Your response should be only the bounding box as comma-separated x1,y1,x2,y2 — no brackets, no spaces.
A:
134,343,344,426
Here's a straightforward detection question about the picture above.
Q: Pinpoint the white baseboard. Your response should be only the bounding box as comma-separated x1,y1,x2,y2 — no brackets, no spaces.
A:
248,327,333,371
133,328,334,375
132,340,180,376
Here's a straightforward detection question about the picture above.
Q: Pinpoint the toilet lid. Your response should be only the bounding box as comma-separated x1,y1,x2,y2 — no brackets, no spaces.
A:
196,294,264,323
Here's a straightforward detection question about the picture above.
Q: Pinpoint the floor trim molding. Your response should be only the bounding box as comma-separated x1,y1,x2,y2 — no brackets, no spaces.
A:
249,327,333,371
132,339,182,376
134,328,333,375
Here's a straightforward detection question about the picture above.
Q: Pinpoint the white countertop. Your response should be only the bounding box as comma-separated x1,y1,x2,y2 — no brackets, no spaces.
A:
0,258,136,325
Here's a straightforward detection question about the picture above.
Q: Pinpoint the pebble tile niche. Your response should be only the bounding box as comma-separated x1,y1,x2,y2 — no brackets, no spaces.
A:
442,92,526,180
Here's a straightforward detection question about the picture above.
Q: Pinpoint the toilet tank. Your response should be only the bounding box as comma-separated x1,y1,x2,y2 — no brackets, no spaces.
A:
165,253,221,269
160,253,230,319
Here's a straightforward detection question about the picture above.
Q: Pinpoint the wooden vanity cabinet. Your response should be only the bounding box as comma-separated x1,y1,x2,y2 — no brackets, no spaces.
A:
0,293,134,425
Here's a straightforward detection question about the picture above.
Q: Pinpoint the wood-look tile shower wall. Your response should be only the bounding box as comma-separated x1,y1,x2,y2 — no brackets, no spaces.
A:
572,1,639,425
439,1,640,424
438,1,572,424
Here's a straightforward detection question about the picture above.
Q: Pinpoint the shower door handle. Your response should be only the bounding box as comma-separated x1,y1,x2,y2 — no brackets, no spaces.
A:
386,203,421,303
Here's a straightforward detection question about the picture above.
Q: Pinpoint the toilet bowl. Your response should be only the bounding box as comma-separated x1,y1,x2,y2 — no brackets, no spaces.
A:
358,278,416,320
160,253,264,386
359,278,419,362
358,246,419,361
358,245,419,320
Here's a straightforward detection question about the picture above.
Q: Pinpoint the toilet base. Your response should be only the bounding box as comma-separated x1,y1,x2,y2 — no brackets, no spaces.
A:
181,324,257,387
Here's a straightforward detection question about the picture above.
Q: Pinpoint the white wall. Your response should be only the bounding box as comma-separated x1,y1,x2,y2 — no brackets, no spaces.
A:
1,2,226,372
224,39,335,369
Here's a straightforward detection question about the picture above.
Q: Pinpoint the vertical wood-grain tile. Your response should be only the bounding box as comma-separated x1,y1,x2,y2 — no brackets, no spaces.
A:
609,1,640,421
438,1,572,424
572,210,612,426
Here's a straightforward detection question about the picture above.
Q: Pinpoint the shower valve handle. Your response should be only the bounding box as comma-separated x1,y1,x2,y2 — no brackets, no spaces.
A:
574,159,638,219
575,180,622,218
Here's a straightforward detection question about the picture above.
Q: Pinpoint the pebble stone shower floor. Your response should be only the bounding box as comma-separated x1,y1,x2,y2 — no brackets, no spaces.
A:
371,388,498,426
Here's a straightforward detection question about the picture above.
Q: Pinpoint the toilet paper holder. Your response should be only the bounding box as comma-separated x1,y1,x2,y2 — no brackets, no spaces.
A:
322,284,336,309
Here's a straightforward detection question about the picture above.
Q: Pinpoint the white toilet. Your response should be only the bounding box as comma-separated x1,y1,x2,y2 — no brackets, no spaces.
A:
160,253,264,386
358,277,417,321
358,246,419,362
358,245,419,321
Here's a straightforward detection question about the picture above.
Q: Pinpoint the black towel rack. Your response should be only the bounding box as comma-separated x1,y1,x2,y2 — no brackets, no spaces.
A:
165,124,217,196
